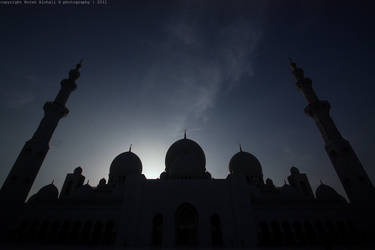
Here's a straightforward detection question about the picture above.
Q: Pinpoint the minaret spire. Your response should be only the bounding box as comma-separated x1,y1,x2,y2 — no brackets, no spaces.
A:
290,59,375,203
0,62,81,204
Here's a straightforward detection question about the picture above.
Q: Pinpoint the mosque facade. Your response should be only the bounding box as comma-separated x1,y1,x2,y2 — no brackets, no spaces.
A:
0,61,374,249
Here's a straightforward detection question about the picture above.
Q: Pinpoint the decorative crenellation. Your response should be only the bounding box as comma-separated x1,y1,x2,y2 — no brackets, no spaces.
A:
0,61,82,205
290,58,375,204
43,101,70,117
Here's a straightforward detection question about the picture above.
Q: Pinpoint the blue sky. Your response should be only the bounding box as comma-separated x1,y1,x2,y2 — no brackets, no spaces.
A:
0,0,374,199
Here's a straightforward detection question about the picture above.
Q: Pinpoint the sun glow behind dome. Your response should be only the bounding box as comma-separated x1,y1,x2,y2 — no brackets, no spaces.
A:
106,133,172,180
136,145,165,179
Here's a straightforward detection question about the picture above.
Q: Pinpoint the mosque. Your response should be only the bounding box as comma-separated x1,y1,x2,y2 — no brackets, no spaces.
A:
0,60,374,249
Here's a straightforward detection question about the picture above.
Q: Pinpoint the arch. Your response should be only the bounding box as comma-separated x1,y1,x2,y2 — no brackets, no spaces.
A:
29,219,40,243
59,220,71,244
314,220,326,245
336,220,348,244
282,221,295,245
81,220,93,244
70,221,81,244
92,221,104,245
210,214,223,247
104,220,115,245
293,221,305,245
175,203,199,247
271,221,282,246
38,220,50,243
346,220,359,244
16,219,30,242
48,220,60,244
152,214,163,247
325,220,337,244
304,221,316,245
258,221,270,246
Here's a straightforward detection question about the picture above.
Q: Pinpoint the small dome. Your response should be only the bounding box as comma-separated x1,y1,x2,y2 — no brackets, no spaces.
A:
99,178,107,186
290,166,300,175
165,138,206,178
315,184,346,203
160,172,168,180
265,178,274,186
109,151,142,183
74,166,83,175
229,151,263,184
204,171,212,179
38,183,58,199
28,183,58,203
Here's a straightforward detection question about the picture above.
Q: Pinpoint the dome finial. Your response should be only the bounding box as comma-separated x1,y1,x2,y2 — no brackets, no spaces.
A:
165,136,206,178
229,150,263,179
69,59,83,81
289,57,296,70
129,144,132,152
76,59,83,70
51,179,54,185
109,151,143,184
320,179,324,185
184,129,187,139
87,179,89,185
289,58,305,80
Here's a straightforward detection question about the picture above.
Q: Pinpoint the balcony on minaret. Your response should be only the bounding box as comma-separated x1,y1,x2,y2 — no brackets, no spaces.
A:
0,61,82,205
296,78,319,104
43,101,69,117
54,61,81,105
54,79,77,105
290,59,375,204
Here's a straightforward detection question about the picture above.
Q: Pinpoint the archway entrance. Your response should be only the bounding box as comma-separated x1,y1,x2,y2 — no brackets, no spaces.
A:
175,203,199,247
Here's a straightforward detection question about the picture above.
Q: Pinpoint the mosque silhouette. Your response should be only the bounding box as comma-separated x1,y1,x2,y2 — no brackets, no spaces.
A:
0,60,374,249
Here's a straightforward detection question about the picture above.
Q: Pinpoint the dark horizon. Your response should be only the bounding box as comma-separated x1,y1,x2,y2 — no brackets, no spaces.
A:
1,0,375,201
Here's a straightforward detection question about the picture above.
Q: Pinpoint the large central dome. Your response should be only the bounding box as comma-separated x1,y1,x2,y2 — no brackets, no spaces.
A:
165,137,206,179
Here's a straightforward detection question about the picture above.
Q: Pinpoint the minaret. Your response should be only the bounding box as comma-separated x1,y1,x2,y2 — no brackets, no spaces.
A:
289,59,375,204
0,61,82,204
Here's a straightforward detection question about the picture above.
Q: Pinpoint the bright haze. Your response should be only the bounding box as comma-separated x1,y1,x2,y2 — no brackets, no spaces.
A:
0,0,374,200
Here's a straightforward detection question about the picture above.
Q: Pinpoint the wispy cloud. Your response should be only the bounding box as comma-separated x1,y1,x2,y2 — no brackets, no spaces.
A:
137,8,262,137
2,91,35,109
0,73,39,109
